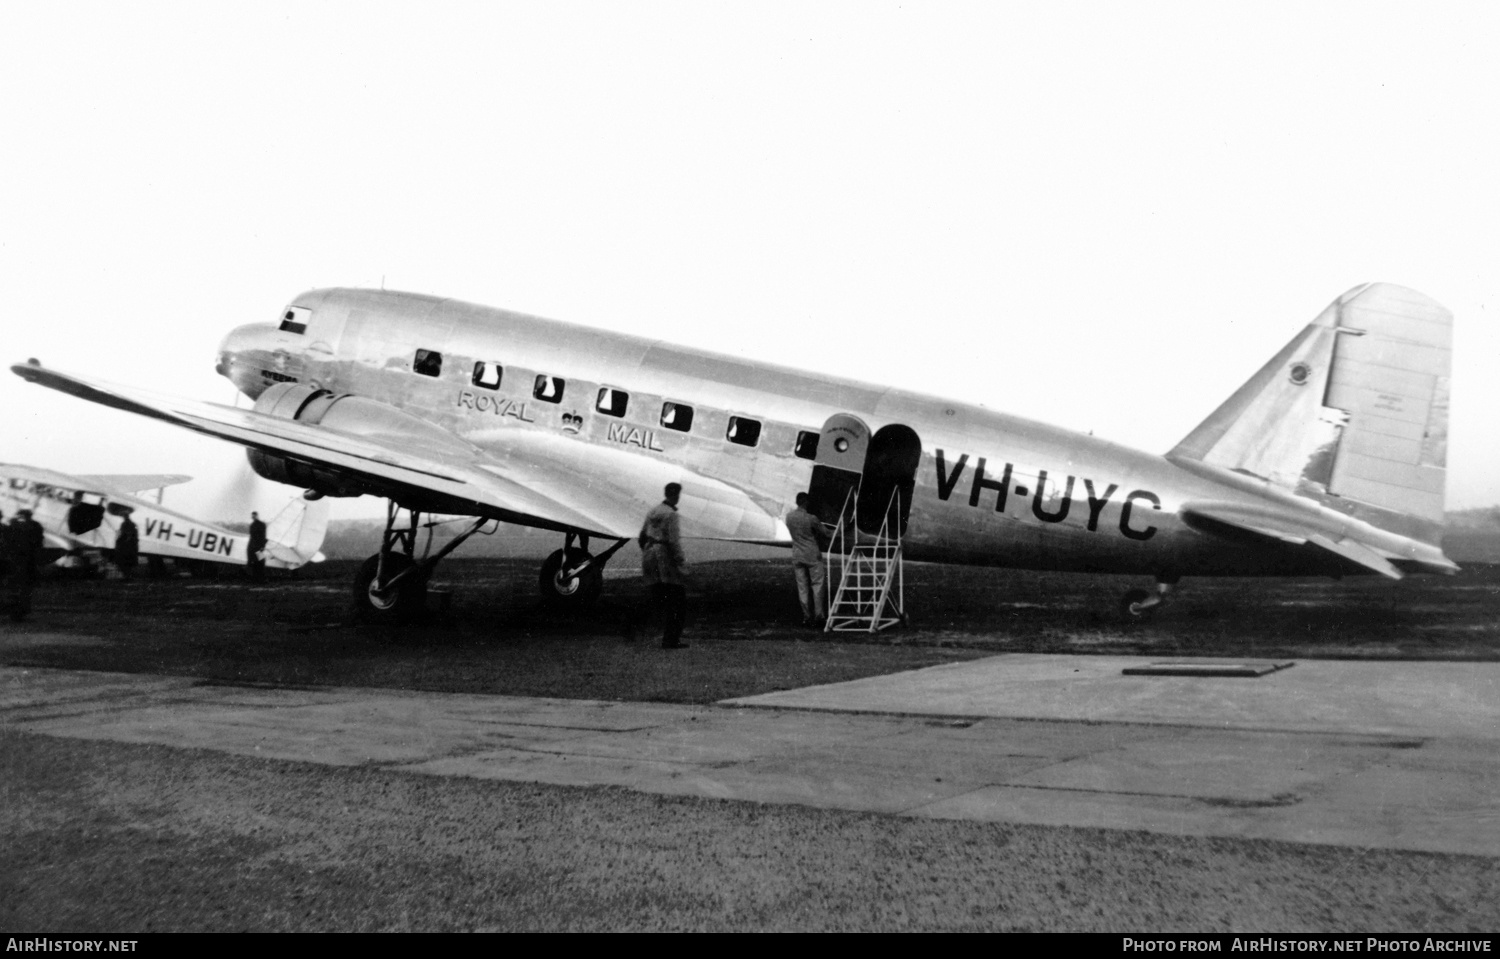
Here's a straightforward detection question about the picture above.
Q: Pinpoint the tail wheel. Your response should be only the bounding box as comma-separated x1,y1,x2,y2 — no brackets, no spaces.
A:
539,548,603,606
353,553,428,623
1120,587,1158,622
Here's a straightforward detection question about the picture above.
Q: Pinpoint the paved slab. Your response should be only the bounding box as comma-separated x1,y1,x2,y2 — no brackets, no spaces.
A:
728,654,1500,740
2,657,1498,857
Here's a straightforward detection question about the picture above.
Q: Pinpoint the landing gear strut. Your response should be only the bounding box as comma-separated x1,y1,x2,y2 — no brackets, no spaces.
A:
1120,576,1179,622
538,532,628,606
353,502,490,623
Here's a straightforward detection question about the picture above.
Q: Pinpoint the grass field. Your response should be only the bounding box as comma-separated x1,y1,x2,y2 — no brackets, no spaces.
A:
7,558,1500,932
4,557,1499,702
6,728,1497,933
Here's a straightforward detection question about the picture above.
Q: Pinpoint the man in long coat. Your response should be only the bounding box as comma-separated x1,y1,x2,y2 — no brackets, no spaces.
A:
247,511,267,582
628,482,688,649
113,510,139,579
4,509,45,621
785,492,832,627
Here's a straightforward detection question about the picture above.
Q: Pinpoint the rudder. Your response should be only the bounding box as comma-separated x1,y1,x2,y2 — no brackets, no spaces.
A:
262,496,330,567
1169,283,1452,543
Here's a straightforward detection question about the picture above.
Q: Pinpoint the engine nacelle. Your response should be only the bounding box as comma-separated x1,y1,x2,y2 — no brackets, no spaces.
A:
246,383,474,499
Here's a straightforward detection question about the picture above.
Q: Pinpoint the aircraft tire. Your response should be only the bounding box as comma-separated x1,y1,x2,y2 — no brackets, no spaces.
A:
353,553,428,624
539,548,603,606
1119,587,1158,622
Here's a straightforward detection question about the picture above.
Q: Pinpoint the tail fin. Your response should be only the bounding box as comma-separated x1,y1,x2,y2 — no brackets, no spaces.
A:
261,495,330,568
1169,283,1451,543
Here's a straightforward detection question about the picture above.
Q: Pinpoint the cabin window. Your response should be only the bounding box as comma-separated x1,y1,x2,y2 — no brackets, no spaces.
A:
414,349,443,377
596,387,629,417
533,375,565,403
661,402,694,432
279,306,310,335
726,416,761,447
794,430,819,459
472,361,503,390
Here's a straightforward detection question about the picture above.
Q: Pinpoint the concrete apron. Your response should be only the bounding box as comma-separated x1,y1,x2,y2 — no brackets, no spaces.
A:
2,656,1498,857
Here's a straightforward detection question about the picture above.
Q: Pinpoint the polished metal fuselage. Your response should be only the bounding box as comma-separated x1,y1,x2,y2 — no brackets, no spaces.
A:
218,288,1391,578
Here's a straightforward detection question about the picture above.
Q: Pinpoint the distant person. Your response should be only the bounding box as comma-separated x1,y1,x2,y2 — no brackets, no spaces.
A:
113,510,139,579
4,508,45,622
626,482,688,649
247,511,267,582
786,492,832,628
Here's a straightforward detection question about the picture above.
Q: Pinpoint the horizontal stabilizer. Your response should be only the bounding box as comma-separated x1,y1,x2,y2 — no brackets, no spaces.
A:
1306,533,1402,580
1181,503,1405,579
42,531,73,551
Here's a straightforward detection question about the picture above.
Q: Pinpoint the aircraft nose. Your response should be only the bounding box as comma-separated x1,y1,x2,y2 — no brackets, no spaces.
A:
216,323,279,395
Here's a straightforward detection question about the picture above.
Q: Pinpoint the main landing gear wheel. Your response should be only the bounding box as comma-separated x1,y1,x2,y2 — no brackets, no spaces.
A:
1120,587,1159,622
354,553,428,623
539,548,603,606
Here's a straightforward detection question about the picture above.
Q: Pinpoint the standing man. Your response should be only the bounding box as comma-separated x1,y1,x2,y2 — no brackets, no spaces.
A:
4,508,45,622
113,509,139,579
628,482,688,649
247,511,267,583
786,492,832,628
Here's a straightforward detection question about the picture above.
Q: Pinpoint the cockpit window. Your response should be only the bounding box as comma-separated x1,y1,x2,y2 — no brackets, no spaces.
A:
279,306,310,335
414,349,442,377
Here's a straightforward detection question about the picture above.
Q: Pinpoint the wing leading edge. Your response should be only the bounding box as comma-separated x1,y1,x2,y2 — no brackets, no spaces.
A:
73,474,193,495
11,361,785,544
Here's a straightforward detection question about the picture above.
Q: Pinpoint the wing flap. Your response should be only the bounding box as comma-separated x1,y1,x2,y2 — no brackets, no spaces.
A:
475,430,787,542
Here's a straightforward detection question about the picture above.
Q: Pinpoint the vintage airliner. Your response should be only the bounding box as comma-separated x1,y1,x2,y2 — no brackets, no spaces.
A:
0,463,328,575
12,282,1456,620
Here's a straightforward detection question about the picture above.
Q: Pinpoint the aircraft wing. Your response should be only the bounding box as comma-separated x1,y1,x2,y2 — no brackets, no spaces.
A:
12,361,784,543
74,474,192,494
1180,502,1419,579
476,429,785,542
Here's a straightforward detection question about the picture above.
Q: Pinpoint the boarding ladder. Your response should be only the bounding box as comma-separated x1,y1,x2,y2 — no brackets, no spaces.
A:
824,487,906,633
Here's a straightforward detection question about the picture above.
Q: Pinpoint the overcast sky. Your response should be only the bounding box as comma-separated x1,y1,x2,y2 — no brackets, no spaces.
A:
2,2,1497,523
